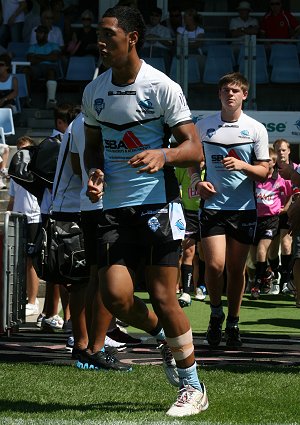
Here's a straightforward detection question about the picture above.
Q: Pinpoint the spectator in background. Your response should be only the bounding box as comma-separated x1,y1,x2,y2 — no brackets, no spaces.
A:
7,136,42,317
141,7,172,72
229,1,259,56
29,8,65,49
0,53,18,114
0,0,27,47
260,0,300,40
67,9,98,57
26,25,61,109
22,0,41,43
162,7,182,38
50,0,72,44
177,8,204,55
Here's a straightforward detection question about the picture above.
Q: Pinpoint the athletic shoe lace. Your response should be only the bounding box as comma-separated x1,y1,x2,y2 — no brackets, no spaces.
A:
105,352,118,364
159,343,174,366
174,385,195,407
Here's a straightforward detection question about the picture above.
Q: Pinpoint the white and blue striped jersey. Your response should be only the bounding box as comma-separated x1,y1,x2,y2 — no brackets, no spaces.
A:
196,111,269,211
82,60,191,210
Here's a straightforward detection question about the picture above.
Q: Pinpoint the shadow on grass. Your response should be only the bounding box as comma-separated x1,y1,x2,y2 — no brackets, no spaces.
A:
0,399,163,414
201,363,300,374
241,317,300,329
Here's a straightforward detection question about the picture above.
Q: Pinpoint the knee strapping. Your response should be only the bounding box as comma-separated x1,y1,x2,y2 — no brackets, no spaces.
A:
165,328,194,361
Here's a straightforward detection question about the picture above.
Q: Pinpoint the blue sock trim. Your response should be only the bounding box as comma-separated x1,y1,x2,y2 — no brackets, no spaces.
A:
178,362,201,391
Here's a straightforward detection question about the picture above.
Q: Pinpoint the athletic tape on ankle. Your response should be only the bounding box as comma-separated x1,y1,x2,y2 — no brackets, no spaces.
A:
165,328,194,361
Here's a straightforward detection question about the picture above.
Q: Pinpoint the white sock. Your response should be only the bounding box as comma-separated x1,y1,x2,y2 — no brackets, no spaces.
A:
46,80,57,101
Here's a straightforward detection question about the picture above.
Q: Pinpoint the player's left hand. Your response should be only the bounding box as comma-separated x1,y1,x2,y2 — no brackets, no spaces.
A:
128,149,166,174
222,156,244,171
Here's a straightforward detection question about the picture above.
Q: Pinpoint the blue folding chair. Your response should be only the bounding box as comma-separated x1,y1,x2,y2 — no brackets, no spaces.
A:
0,108,15,143
65,56,96,81
13,73,29,113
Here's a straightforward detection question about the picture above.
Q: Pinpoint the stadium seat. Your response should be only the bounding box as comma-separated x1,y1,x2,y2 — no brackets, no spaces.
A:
205,44,236,66
0,108,15,143
13,73,29,113
269,43,299,66
7,42,30,61
270,58,300,83
65,56,96,81
238,44,267,65
169,55,201,84
203,56,233,84
239,56,269,84
202,32,227,54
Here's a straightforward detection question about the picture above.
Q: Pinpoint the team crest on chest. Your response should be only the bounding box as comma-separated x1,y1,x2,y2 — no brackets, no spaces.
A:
148,216,160,232
94,98,105,115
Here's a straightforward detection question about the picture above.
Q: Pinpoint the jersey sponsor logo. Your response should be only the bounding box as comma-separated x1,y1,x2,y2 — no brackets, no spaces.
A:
108,90,136,96
211,154,224,163
227,148,241,160
148,216,160,232
219,124,239,128
206,128,216,138
123,131,143,148
141,208,168,216
137,99,155,114
94,98,105,115
104,131,147,152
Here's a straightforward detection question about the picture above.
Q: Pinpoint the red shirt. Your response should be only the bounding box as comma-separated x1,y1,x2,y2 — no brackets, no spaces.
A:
260,10,300,39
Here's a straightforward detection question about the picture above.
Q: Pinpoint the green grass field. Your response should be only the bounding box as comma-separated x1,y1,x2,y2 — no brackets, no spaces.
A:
0,292,299,424
127,292,300,336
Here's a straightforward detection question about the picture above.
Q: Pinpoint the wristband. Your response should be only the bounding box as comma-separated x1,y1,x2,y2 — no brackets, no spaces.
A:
190,172,202,192
160,149,167,164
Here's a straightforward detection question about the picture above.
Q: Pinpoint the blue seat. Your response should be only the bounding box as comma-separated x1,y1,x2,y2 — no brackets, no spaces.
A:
65,56,96,81
143,57,166,74
169,55,201,84
7,42,30,61
205,44,236,66
239,57,269,84
203,56,233,84
13,73,29,113
270,58,300,83
202,32,227,55
0,108,15,143
269,43,299,66
238,44,267,65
